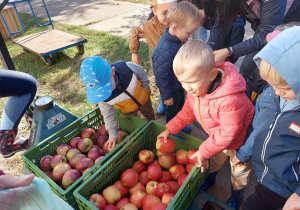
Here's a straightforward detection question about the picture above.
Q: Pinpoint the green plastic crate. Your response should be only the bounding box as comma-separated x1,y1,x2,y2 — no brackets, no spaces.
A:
74,120,209,210
21,107,147,209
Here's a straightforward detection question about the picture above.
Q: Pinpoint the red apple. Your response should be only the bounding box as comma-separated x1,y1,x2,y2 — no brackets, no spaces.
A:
39,155,52,171
151,202,167,210
151,160,162,169
98,124,108,136
52,163,72,183
167,181,180,194
177,173,188,186
56,144,71,156
147,164,162,180
82,167,91,181
88,193,106,210
78,138,93,153
69,137,81,148
50,154,67,168
129,182,145,195
132,160,147,174
69,154,86,168
139,171,150,186
175,149,189,165
66,148,81,161
143,194,161,210
104,205,119,210
97,135,108,148
158,153,175,169
162,192,175,206
186,163,194,174
156,182,172,198
156,150,164,157
103,141,115,153
92,133,100,144
121,168,139,188
81,127,95,140
146,180,159,195
88,148,103,161
43,169,53,179
121,203,138,210
114,180,129,198
187,150,198,165
168,164,186,180
116,198,130,209
130,189,146,208
102,185,121,205
117,130,129,143
92,144,101,150
138,150,155,165
62,169,81,189
158,171,172,183
156,137,175,154
94,156,105,169
75,157,94,173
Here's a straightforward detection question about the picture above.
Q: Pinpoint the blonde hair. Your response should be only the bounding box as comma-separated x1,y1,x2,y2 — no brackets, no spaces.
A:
259,59,288,86
173,40,215,76
167,1,202,28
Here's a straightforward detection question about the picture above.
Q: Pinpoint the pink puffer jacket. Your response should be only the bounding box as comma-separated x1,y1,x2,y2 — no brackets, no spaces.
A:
166,62,255,159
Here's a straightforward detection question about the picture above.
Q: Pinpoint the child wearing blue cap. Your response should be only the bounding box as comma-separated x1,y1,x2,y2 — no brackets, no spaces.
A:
80,56,155,148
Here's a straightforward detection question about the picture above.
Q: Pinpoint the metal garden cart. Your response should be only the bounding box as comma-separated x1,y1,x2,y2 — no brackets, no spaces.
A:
0,0,87,66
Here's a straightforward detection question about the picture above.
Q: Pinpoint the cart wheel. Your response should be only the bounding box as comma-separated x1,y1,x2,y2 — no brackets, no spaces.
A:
77,44,84,55
43,56,53,66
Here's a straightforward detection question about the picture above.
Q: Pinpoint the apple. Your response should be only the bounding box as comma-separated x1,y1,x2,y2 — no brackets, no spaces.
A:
78,138,93,153
92,133,100,144
117,130,129,143
82,167,91,181
146,180,159,195
66,148,81,161
162,192,175,206
92,144,101,150
121,168,139,188
69,137,81,148
156,150,164,157
103,141,116,153
187,150,198,165
186,163,194,174
88,193,106,210
175,149,189,165
156,182,172,198
39,155,52,171
167,181,180,194
129,182,145,195
50,154,67,168
43,170,53,179
151,202,167,210
151,160,162,169
130,189,146,208
81,128,95,140
102,185,121,205
158,171,172,183
139,171,150,186
168,164,186,180
156,137,175,154
75,157,94,173
142,194,161,210
88,148,103,161
98,124,108,136
132,160,147,174
97,135,108,148
103,205,119,210
116,198,130,209
158,153,175,169
120,203,138,210
52,163,72,183
94,156,105,169
177,173,188,186
147,164,162,180
62,169,81,189
114,180,129,198
69,154,86,168
139,150,155,165
56,144,71,156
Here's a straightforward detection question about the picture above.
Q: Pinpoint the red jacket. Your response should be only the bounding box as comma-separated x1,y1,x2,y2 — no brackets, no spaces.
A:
166,62,254,159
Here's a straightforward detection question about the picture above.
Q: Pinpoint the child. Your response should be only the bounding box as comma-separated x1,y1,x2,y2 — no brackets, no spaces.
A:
158,40,255,209
152,1,201,133
129,0,177,115
232,27,300,210
80,56,155,149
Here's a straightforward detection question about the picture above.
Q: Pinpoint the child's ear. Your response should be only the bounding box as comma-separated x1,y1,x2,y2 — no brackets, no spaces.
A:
170,24,177,32
209,68,218,81
111,67,115,75
152,7,157,16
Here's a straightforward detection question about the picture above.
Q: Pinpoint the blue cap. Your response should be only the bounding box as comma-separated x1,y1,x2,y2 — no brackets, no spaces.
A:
80,56,113,103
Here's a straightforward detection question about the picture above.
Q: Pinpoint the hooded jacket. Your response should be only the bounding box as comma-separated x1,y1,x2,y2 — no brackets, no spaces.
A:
236,27,300,198
166,62,254,159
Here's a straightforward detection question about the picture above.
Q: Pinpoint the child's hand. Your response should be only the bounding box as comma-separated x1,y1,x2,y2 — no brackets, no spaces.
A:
131,53,140,64
106,137,118,149
283,193,300,210
157,130,171,142
232,155,244,167
191,151,209,173
164,97,174,106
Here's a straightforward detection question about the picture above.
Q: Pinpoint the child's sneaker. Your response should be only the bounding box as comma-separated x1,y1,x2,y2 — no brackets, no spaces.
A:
157,95,166,115
181,125,191,134
0,129,28,158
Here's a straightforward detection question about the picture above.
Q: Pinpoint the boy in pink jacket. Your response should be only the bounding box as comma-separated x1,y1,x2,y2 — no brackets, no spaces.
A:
158,40,254,209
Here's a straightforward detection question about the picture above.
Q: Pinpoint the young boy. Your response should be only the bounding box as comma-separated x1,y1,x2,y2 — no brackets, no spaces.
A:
232,27,300,210
158,40,255,209
80,56,155,149
152,1,201,133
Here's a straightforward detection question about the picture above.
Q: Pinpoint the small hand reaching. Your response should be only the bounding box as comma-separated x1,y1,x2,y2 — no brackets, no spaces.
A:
232,155,244,167
191,150,209,173
164,97,174,106
106,137,118,149
157,130,171,143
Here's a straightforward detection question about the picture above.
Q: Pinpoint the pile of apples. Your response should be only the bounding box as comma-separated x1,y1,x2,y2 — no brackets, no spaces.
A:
38,125,129,190
87,137,198,210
